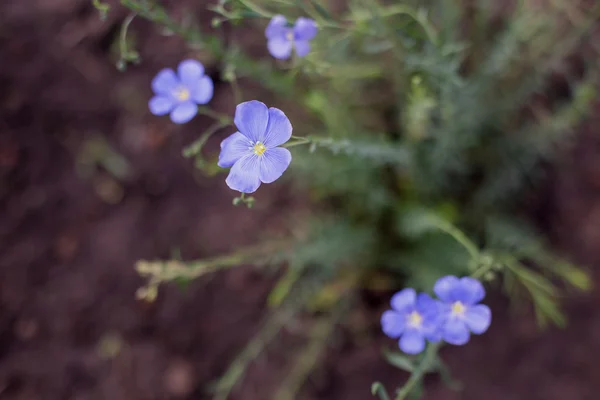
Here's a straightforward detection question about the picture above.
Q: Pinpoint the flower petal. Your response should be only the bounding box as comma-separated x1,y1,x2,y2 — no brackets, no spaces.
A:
263,108,292,148
265,14,288,40
390,288,416,313
294,17,317,41
170,101,197,124
152,68,179,95
149,95,174,116
294,40,311,57
442,318,470,345
225,154,261,193
218,132,252,168
267,38,293,60
234,100,269,143
457,277,486,305
259,147,291,184
381,310,405,339
464,304,491,334
178,59,205,87
433,275,460,302
399,330,425,354
190,76,214,104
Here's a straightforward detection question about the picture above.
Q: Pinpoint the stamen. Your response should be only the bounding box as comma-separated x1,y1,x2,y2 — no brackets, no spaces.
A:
407,311,423,328
253,142,267,156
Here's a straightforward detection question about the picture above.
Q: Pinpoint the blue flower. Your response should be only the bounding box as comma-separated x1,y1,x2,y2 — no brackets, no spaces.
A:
218,100,292,193
434,276,492,346
265,15,318,60
381,288,443,354
149,59,214,124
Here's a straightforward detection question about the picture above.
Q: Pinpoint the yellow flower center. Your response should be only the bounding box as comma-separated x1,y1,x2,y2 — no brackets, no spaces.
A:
451,301,466,316
253,142,267,156
174,87,190,101
286,30,294,41
407,311,423,327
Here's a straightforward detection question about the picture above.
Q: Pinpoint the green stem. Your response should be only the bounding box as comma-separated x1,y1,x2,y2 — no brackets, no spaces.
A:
197,107,233,124
394,343,441,400
435,221,480,262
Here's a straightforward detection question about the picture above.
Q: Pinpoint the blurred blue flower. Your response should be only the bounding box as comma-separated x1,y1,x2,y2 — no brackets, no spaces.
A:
218,100,292,193
381,288,443,354
265,15,318,60
149,59,214,124
434,276,492,345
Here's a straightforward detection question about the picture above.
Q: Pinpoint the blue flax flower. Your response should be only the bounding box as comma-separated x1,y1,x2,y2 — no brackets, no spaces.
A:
381,288,442,354
265,15,317,60
434,276,492,345
218,100,292,193
149,59,214,124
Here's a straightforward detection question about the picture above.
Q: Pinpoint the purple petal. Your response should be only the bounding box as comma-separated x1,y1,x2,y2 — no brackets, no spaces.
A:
457,277,486,305
190,76,214,104
434,275,460,302
399,330,425,354
218,132,252,168
464,304,491,334
259,147,291,184
390,288,416,313
294,17,317,41
149,95,174,116
234,100,269,143
152,68,179,95
442,318,470,345
294,40,311,57
381,310,405,339
266,14,288,40
225,154,261,193
178,59,205,87
263,108,292,148
170,101,197,124
267,38,293,60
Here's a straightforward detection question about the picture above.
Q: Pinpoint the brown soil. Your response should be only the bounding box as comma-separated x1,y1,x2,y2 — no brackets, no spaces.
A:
1,1,600,400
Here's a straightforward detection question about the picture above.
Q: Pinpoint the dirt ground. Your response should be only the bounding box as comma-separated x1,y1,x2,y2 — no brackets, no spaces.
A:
2,1,600,400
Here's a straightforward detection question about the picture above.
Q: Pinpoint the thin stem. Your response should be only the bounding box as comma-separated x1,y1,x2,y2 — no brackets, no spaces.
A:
197,107,233,124
435,221,480,262
394,343,441,400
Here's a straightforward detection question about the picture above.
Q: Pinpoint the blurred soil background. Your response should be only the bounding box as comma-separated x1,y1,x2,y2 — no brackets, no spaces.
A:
2,1,600,399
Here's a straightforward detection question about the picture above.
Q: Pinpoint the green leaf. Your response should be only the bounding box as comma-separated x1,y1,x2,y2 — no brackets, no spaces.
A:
383,349,415,372
310,0,332,20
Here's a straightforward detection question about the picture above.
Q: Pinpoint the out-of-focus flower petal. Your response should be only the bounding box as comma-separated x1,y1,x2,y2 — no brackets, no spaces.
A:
178,59,205,87
190,76,214,104
225,154,262,193
391,288,416,312
442,318,470,345
381,310,405,339
399,330,426,354
149,95,174,115
293,40,311,57
456,277,486,305
234,100,269,143
266,15,288,40
259,147,291,183
170,101,197,124
294,17,317,41
218,132,252,168
263,108,292,148
464,304,491,334
267,38,293,60
434,275,460,302
152,68,179,95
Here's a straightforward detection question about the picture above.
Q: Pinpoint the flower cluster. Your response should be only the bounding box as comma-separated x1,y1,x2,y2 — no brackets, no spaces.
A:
381,275,492,354
147,15,317,194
